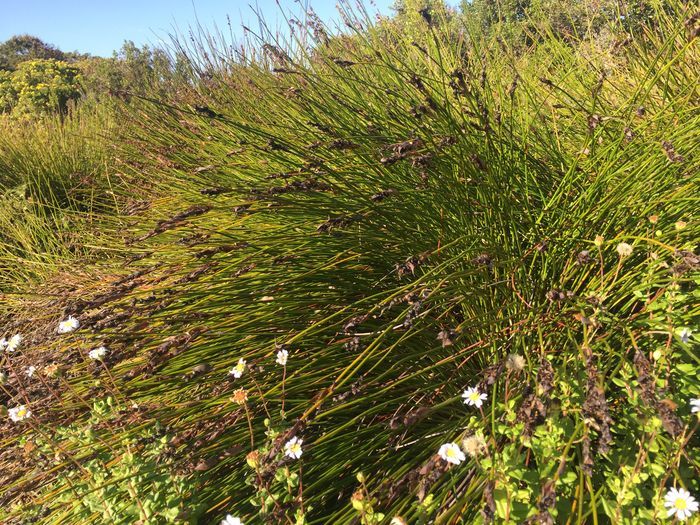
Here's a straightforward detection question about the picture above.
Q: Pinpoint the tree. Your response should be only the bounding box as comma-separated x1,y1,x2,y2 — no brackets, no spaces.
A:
0,35,66,71
76,41,176,98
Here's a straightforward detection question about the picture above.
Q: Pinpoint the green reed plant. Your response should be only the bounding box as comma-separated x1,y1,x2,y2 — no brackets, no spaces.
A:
0,99,121,289
1,1,697,524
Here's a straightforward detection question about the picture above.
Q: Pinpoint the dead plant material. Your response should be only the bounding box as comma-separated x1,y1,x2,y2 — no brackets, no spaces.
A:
129,205,212,244
195,243,250,259
317,214,361,233
174,262,219,285
633,350,683,436
517,359,554,436
395,252,430,278
582,351,613,454
671,249,699,276
371,188,398,202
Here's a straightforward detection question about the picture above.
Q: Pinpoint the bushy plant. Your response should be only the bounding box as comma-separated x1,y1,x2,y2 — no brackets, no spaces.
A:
0,1,697,524
3,397,201,524
0,59,81,117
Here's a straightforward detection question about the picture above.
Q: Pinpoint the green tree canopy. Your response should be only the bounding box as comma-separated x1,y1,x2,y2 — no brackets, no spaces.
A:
0,35,67,71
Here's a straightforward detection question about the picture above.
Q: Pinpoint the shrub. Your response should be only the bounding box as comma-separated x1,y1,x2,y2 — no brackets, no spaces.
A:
0,58,81,117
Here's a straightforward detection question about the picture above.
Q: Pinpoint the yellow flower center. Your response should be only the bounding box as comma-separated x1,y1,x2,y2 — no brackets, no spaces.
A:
446,447,457,458
674,498,687,510
17,408,26,418
469,393,480,401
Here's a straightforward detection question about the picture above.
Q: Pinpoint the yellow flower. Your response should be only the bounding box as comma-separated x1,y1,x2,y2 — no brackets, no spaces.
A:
231,388,248,405
246,450,259,469
351,490,365,511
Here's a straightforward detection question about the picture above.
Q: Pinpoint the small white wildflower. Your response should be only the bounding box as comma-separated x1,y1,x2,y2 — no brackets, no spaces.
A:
57,316,80,334
691,399,700,414
505,353,526,372
260,296,274,302
438,442,465,465
276,349,288,366
390,517,408,525
88,346,108,360
220,516,243,525
9,405,32,422
284,436,303,459
664,487,698,521
616,242,633,257
462,386,487,408
6,334,22,352
0,338,7,351
678,328,692,344
228,358,246,378
26,366,37,378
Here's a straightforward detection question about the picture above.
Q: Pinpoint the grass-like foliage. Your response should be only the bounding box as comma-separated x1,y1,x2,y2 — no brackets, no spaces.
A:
0,1,698,523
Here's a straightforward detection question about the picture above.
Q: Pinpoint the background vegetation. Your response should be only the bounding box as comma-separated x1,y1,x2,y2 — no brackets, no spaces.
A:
0,0,697,523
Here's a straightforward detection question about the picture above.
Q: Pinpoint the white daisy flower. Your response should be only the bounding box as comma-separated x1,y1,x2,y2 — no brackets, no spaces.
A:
57,316,80,334
276,349,288,366
438,442,465,465
691,398,700,414
9,405,32,422
678,328,692,344
6,334,22,352
616,242,633,257
220,516,243,525
88,346,108,360
284,436,303,459
664,487,698,521
26,366,37,378
462,386,487,408
228,358,246,378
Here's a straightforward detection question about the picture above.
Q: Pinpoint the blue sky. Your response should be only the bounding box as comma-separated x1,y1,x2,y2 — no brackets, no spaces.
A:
0,0,397,57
